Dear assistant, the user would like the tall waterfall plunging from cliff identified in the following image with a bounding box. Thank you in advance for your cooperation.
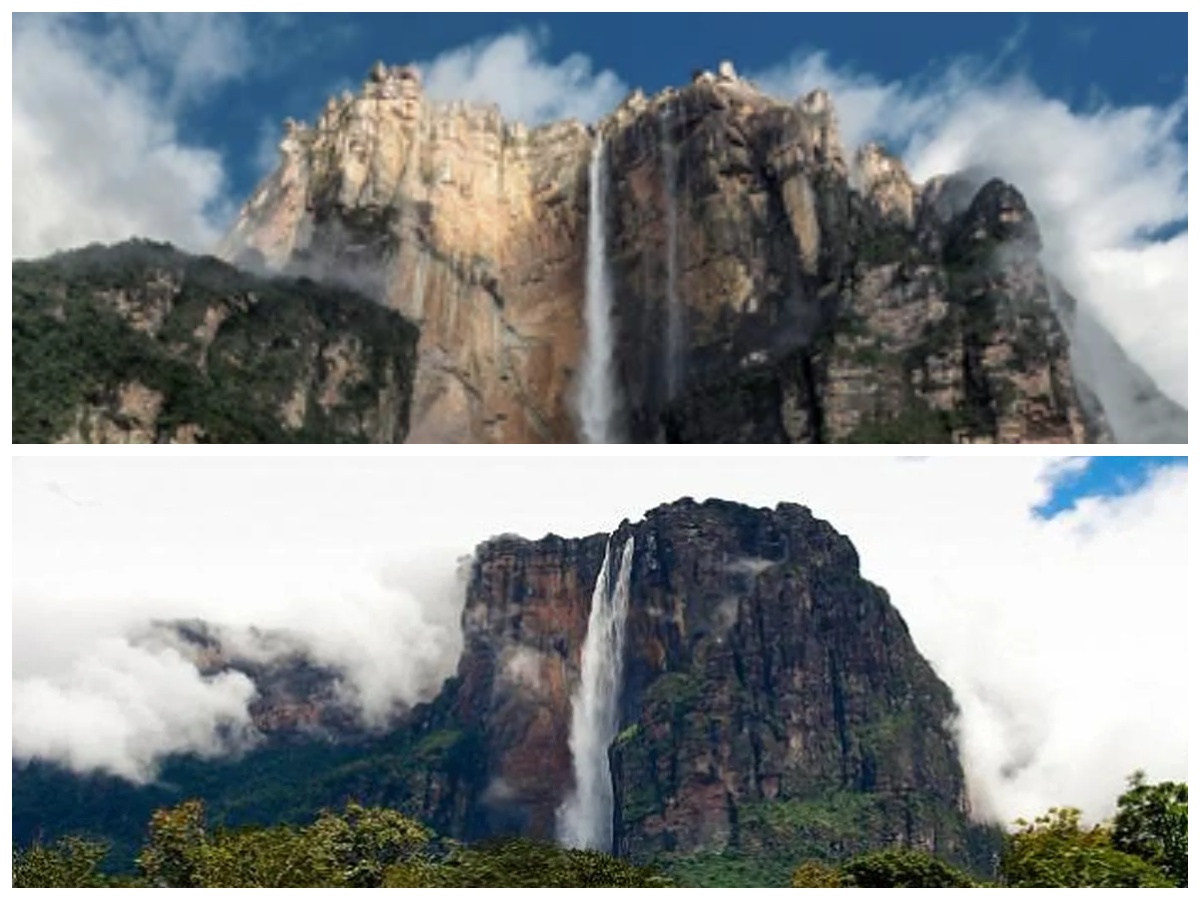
[557,536,635,851]
[579,136,619,443]
[662,102,685,401]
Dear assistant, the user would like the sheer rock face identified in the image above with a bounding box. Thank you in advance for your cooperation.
[415,498,979,874]
[222,64,1112,443]
[222,65,593,443]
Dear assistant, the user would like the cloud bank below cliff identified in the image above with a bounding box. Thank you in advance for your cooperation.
[13,457,1186,825]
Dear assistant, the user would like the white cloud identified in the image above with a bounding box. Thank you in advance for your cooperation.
[11,456,1186,828]
[420,28,627,126]
[12,13,247,259]
[12,636,259,783]
[752,53,1188,430]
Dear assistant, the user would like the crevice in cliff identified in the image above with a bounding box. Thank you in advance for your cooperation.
[828,648,851,785]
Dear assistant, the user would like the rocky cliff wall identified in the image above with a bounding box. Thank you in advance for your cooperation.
[408,498,989,881]
[218,61,1150,443]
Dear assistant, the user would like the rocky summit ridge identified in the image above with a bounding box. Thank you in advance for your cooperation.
[214,58,1183,444]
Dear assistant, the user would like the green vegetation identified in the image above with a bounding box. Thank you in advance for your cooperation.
[1113,772,1188,886]
[1000,806,1172,887]
[857,227,915,267]
[844,402,961,443]
[14,761,1185,888]
[786,775,1187,889]
[15,801,672,888]
[405,838,673,887]
[12,239,418,443]
[792,849,977,887]
[644,671,705,714]
[615,723,641,745]
[12,836,114,888]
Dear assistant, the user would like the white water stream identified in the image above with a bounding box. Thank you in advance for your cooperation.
[579,136,619,443]
[556,536,635,851]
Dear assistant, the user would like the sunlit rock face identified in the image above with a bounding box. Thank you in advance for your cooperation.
[221,60,1170,443]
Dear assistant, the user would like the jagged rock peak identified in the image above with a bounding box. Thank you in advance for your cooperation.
[855,142,917,227]
[948,178,1043,260]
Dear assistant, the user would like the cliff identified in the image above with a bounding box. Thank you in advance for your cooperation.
[401,498,994,883]
[12,240,418,443]
[218,61,1163,443]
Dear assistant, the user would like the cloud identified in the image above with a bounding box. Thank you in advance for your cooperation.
[12,13,248,259]
[12,550,469,773]
[751,52,1188,429]
[12,636,259,783]
[420,28,627,125]
[846,461,1188,826]
[11,457,1186,828]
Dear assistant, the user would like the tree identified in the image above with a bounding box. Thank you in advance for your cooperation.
[1112,771,1187,887]
[137,799,209,887]
[135,798,434,888]
[1000,807,1172,888]
[197,824,325,887]
[839,849,977,887]
[790,860,845,887]
[790,850,976,888]
[411,838,675,887]
[304,801,432,887]
[12,835,111,888]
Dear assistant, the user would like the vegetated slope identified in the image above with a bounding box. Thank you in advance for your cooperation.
[13,240,419,443]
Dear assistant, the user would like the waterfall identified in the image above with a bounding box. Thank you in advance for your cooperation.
[661,102,685,401]
[579,135,619,443]
[557,535,635,852]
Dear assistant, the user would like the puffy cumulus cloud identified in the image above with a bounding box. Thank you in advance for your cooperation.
[12,13,247,259]
[752,53,1188,433]
[420,28,627,126]
[12,457,1187,825]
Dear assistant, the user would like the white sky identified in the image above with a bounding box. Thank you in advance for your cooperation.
[11,455,1188,826]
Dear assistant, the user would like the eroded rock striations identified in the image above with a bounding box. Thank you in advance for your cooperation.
[215,61,1181,443]
[13,241,418,443]
[399,498,993,883]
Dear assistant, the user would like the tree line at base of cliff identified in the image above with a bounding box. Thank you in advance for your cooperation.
[12,773,1185,888]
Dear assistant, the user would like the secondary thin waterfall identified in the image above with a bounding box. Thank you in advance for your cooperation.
[661,102,684,401]
[579,135,619,443]
[557,535,635,851]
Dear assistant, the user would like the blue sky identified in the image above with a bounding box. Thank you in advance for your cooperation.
[194,13,1189,201]
[1036,456,1188,518]
[11,13,1190,411]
